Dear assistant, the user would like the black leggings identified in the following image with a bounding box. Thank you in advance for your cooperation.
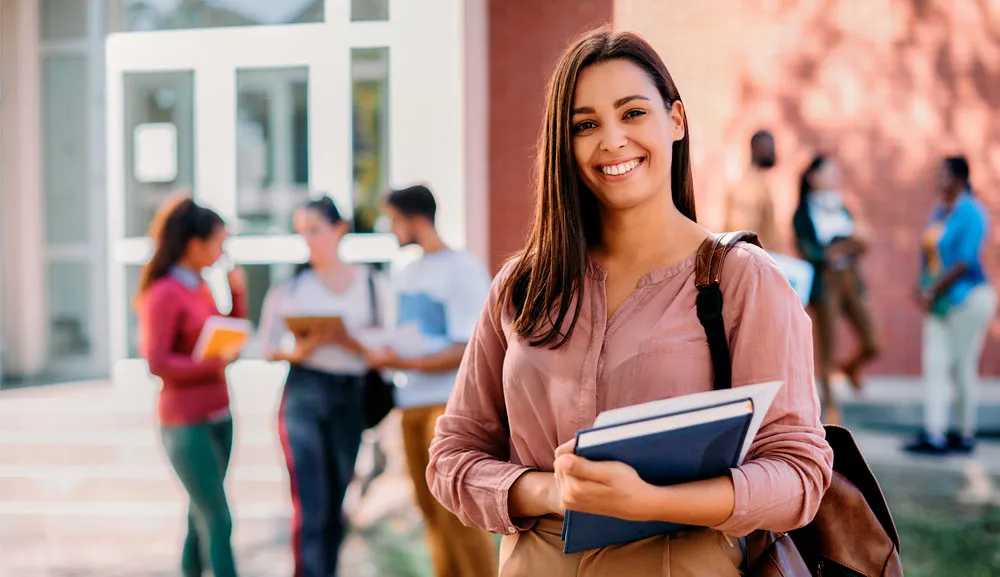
[278,366,365,577]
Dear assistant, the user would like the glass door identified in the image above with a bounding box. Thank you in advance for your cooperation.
[39,0,109,381]
[105,0,472,374]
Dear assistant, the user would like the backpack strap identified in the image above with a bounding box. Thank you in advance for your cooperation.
[694,231,762,391]
[366,267,380,327]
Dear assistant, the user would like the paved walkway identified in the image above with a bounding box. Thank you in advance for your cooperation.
[3,369,998,575]
[0,364,429,577]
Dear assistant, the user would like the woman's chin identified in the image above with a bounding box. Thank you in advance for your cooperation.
[591,185,664,213]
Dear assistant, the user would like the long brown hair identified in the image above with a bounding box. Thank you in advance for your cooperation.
[499,28,696,349]
[136,193,224,300]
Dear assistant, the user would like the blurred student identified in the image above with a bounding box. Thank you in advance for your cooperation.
[258,196,389,577]
[365,185,497,577]
[906,157,997,455]
[137,194,246,577]
[724,129,780,251]
[793,155,879,423]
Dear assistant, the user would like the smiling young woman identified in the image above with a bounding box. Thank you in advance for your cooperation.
[426,29,833,576]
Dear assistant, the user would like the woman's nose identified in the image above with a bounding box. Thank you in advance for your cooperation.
[600,124,628,151]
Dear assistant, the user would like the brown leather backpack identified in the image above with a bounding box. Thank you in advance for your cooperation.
[695,232,904,577]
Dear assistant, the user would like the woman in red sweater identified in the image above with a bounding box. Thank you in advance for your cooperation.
[137,196,247,577]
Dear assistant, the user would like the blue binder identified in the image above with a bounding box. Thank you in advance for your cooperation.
[561,399,754,554]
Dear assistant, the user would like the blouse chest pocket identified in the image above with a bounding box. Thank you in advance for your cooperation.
[631,339,714,405]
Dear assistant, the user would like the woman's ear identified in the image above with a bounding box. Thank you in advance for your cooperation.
[670,101,686,143]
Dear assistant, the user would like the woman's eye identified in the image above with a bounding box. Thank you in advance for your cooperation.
[572,120,597,134]
[624,109,646,120]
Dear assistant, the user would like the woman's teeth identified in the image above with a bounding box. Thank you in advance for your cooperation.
[601,159,641,176]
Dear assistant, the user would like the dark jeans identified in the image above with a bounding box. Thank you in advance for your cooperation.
[279,366,365,577]
[160,417,236,577]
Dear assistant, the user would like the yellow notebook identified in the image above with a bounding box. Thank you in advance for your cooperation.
[193,316,252,361]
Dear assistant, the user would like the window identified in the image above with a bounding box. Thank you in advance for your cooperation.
[244,263,296,327]
[351,48,389,233]
[125,265,141,358]
[41,0,88,40]
[42,54,90,244]
[351,0,389,22]
[123,71,195,237]
[48,262,92,356]
[236,68,310,235]
[110,0,324,33]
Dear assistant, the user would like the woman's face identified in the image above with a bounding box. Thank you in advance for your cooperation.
[294,208,346,264]
[187,225,228,269]
[937,162,958,195]
[570,58,685,213]
[809,158,841,192]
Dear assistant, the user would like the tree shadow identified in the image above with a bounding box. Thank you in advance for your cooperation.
[655,0,1000,375]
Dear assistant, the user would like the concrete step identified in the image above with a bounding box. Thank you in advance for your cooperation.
[838,377,1000,435]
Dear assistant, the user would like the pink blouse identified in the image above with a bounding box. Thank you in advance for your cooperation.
[426,243,833,538]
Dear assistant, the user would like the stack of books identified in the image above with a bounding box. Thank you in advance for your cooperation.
[561,381,782,554]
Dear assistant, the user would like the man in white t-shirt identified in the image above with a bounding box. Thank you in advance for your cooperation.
[365,184,497,577]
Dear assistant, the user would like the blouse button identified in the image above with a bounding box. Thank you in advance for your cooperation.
[507,526,517,534]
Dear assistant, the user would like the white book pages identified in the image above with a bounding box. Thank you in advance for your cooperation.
[591,380,783,465]
[578,399,754,449]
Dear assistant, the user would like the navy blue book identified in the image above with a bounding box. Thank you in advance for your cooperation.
[561,398,755,554]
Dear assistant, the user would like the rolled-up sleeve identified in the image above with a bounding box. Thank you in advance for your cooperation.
[426,271,533,534]
[712,247,834,537]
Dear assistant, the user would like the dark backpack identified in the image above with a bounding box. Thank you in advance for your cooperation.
[694,231,903,577]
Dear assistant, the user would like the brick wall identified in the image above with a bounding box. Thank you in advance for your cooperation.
[487,0,614,267]
[614,0,1000,375]
[486,0,1000,376]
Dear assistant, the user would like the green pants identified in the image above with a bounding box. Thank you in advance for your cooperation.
[160,418,237,577]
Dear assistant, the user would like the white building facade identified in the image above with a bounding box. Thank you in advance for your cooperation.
[0,0,489,387]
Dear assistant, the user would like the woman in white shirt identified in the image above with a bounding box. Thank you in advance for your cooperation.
[258,196,387,577]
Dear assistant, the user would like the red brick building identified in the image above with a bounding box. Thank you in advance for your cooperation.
[488,0,1000,376]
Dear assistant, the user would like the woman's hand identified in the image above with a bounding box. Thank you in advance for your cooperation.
[227,265,248,294]
[216,348,241,379]
[286,330,328,365]
[553,440,654,521]
[365,348,409,371]
[324,324,365,354]
[913,284,935,313]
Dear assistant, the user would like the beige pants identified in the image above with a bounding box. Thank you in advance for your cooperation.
[811,267,880,414]
[499,515,743,577]
[923,284,998,437]
[402,405,499,577]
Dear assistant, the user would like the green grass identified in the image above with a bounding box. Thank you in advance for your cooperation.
[895,504,1000,577]
[358,517,433,577]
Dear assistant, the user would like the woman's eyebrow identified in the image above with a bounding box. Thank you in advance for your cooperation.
[614,94,650,108]
[571,94,651,116]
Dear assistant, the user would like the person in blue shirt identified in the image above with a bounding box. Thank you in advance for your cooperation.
[906,156,997,454]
